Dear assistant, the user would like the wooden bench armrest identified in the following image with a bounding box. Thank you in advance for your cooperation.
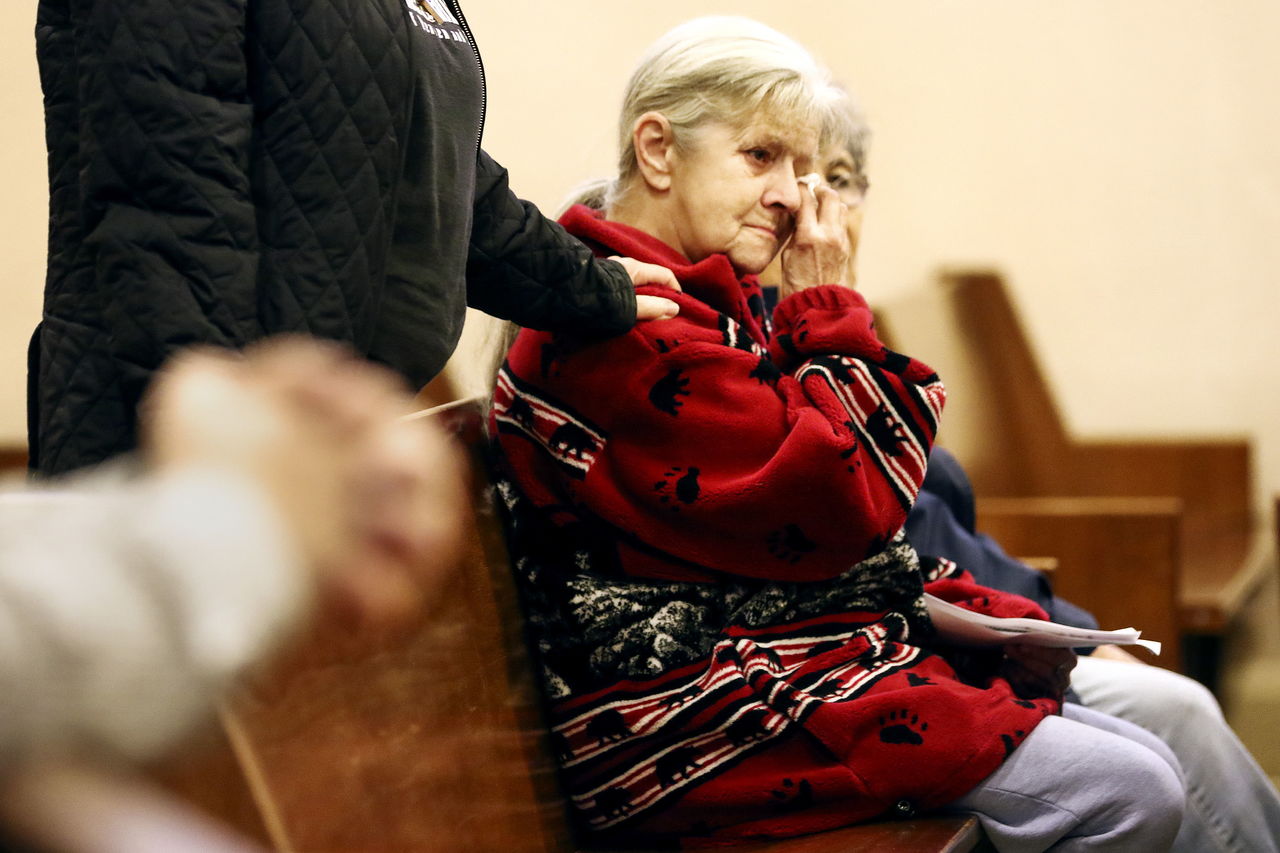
[975,497,1182,668]
[0,444,27,475]
[880,267,1263,679]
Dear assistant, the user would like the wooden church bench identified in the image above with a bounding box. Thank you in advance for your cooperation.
[977,495,1183,667]
[151,397,988,852]
[876,268,1269,686]
[0,445,27,476]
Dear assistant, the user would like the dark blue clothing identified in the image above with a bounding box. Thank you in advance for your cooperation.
[919,445,977,534]
[907,449,1098,631]
[762,283,1096,632]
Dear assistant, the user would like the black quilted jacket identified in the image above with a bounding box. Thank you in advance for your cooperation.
[31,0,635,475]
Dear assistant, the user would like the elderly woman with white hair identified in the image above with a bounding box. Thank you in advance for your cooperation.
[490,17,1190,850]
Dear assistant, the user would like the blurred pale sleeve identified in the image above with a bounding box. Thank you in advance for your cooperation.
[0,466,309,769]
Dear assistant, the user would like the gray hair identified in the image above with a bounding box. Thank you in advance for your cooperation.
[829,87,871,196]
[567,17,841,211]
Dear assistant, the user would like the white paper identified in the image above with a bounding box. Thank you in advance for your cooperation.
[924,594,1162,655]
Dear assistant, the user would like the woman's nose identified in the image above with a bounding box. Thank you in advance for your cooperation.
[764,165,803,212]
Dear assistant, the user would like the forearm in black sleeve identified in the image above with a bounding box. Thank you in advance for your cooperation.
[466,150,635,335]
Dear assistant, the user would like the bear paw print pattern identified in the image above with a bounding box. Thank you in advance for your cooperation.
[1001,729,1026,758]
[769,778,815,813]
[865,403,909,458]
[837,419,863,472]
[878,710,928,745]
[749,354,781,386]
[767,524,817,563]
[653,466,701,508]
[540,341,568,378]
[649,367,691,416]
[793,317,811,345]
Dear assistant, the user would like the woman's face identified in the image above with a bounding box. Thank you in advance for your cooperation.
[820,143,867,285]
[757,141,867,289]
[662,116,818,275]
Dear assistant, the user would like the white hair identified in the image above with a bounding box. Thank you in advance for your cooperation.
[567,16,841,211]
[829,87,872,191]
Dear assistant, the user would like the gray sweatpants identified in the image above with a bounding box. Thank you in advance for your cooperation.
[1071,655,1280,853]
[945,704,1188,852]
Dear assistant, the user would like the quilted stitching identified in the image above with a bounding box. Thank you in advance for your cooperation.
[251,0,409,339]
[467,157,635,336]
[35,0,413,474]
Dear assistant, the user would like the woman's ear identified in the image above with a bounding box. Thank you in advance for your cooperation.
[632,112,677,192]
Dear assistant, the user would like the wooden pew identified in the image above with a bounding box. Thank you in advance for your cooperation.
[876,269,1269,684]
[158,397,990,852]
[0,445,27,476]
[976,496,1182,667]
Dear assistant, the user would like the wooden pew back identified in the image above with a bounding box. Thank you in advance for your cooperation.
[876,270,1252,513]
[212,398,571,852]
[875,269,1265,678]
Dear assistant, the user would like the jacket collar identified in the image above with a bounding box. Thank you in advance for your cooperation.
[559,204,766,336]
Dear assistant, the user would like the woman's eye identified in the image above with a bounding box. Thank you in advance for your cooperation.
[746,149,771,164]
[827,172,851,189]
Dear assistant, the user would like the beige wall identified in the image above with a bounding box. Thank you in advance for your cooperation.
[1,8,44,447]
[4,2,1278,512]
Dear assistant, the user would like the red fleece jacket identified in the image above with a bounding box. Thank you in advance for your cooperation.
[490,206,1056,845]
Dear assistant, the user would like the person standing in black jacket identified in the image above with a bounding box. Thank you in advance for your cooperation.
[31,0,678,475]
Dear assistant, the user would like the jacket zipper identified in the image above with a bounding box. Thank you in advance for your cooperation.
[446,0,486,150]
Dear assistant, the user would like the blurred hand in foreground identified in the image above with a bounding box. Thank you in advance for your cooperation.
[141,336,465,627]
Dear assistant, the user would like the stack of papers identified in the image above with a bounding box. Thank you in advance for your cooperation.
[924,594,1162,655]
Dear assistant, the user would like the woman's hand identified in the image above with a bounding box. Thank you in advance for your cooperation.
[141,336,465,627]
[779,183,850,297]
[1000,644,1076,702]
[608,255,681,321]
